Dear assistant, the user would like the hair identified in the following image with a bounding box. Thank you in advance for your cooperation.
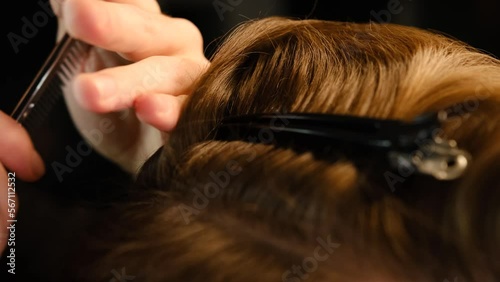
[67,17,500,281]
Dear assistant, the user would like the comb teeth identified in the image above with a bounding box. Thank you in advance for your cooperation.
[58,60,74,83]
[12,34,91,131]
[59,40,87,83]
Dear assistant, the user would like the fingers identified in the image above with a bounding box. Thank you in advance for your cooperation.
[0,112,45,182]
[52,0,162,44]
[51,0,161,17]
[51,0,210,134]
[103,0,161,13]
[0,111,42,255]
[134,94,187,131]
[62,0,204,61]
[73,55,209,113]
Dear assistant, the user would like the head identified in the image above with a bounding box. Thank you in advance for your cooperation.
[70,17,500,281]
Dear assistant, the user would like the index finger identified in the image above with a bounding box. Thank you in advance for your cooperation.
[0,111,45,182]
[62,0,205,61]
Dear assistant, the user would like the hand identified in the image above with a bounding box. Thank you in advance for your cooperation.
[0,111,45,256]
[50,0,210,173]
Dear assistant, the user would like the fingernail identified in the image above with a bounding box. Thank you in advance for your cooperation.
[31,152,46,179]
[94,74,117,102]
[75,74,116,111]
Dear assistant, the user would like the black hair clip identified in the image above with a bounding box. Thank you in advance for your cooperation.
[214,111,471,180]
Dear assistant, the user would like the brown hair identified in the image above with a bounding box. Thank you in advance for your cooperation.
[69,17,500,281]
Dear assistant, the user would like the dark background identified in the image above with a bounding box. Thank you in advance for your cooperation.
[0,0,499,281]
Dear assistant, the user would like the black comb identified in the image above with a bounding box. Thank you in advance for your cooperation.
[11,33,91,130]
